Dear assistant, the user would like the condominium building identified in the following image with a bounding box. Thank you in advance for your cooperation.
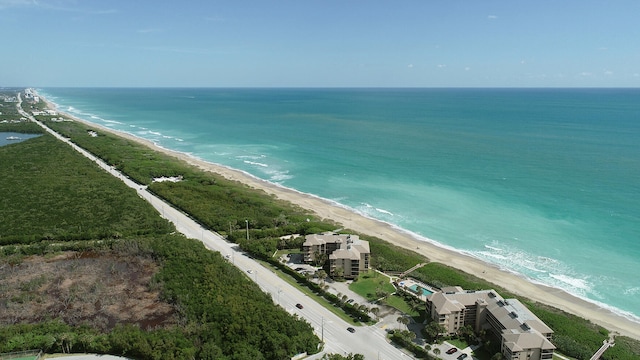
[302,232,370,279]
[426,287,555,360]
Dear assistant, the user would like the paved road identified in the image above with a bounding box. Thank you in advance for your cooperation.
[19,96,413,359]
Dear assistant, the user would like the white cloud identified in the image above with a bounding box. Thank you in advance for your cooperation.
[437,64,446,68]
[407,64,414,68]
[464,67,471,71]
[137,28,162,34]
[0,0,37,9]
[579,72,592,77]
[0,0,116,14]
[603,70,613,76]
[487,15,498,20]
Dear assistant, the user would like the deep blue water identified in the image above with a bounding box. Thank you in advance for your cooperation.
[38,87,640,322]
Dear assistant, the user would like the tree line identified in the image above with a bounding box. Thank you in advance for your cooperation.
[1,113,321,359]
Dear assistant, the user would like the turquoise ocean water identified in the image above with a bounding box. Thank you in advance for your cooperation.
[38,88,640,323]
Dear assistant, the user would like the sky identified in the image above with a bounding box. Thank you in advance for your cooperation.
[1,0,639,88]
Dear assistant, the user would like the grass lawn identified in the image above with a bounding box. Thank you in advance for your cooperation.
[553,354,577,360]
[349,270,396,301]
[275,249,302,257]
[384,294,420,317]
[447,338,470,350]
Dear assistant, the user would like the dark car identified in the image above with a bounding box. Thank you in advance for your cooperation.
[446,347,458,355]
[347,327,355,333]
[295,303,303,309]
[457,354,468,360]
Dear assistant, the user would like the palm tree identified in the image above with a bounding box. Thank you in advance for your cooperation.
[409,298,422,313]
[316,269,328,285]
[371,307,380,319]
[334,266,344,279]
[457,324,474,342]
[375,287,389,300]
[397,315,410,329]
[425,321,446,341]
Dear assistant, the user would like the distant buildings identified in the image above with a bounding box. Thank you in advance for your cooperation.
[31,109,57,116]
[426,287,555,360]
[302,232,370,279]
[23,88,39,103]
[1,95,18,103]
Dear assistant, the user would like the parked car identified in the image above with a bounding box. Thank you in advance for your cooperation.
[295,303,304,309]
[446,347,458,355]
[347,327,355,333]
[457,354,468,360]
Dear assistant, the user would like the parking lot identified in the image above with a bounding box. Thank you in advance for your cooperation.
[430,342,477,360]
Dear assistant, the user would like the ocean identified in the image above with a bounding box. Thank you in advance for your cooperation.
[38,87,640,323]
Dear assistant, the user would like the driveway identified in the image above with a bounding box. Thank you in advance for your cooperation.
[430,341,477,360]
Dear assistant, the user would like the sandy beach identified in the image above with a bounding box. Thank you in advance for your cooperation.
[41,96,640,341]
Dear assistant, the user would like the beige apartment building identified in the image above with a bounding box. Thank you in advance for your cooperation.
[302,232,370,279]
[426,287,555,360]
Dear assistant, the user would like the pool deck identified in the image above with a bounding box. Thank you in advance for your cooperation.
[397,278,436,302]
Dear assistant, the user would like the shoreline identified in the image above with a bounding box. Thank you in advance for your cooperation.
[40,94,640,340]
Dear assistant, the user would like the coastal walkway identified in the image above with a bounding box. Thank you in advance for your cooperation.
[589,338,615,360]
[399,262,428,278]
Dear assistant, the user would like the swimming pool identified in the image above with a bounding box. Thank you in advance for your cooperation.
[408,284,433,296]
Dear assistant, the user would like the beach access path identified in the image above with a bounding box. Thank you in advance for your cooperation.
[19,95,412,360]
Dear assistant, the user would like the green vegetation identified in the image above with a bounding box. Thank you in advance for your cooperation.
[367,237,424,272]
[1,236,320,359]
[45,118,335,239]
[447,338,469,350]
[321,354,364,360]
[0,95,321,359]
[389,330,429,358]
[384,294,419,317]
[2,92,639,359]
[349,271,395,301]
[0,135,173,244]
[151,234,320,359]
[0,121,43,134]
